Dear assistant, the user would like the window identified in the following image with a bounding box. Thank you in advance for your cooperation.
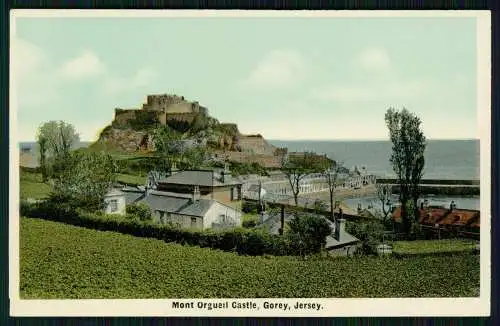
[109,199,118,212]
[231,187,241,201]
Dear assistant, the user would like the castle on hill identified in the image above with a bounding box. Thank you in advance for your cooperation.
[113,94,209,127]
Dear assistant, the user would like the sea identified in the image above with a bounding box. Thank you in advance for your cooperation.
[19,139,481,210]
[268,139,480,181]
[269,139,481,211]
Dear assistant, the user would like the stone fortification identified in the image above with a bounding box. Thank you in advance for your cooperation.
[96,93,287,167]
[142,94,208,115]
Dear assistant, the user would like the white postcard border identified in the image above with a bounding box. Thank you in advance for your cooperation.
[9,9,492,317]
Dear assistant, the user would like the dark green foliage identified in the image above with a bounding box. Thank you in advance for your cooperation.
[126,203,152,221]
[242,215,258,228]
[385,108,426,234]
[229,161,268,177]
[242,201,259,214]
[20,217,480,298]
[189,113,209,134]
[287,213,332,255]
[21,202,290,256]
[346,220,386,255]
[50,151,118,212]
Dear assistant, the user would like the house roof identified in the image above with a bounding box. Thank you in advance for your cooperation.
[392,206,480,227]
[325,233,360,249]
[105,188,124,197]
[158,170,243,187]
[138,192,214,217]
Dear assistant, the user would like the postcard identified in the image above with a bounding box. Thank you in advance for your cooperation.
[10,9,491,317]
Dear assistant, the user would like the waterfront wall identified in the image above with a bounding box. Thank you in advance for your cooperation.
[391,185,479,196]
[377,178,480,186]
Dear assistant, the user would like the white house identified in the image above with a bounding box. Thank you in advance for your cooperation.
[104,188,126,215]
[105,186,242,230]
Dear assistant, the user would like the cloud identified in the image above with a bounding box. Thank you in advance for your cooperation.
[356,47,391,71]
[310,79,430,104]
[59,50,106,80]
[241,50,305,88]
[103,67,157,94]
[11,37,59,108]
[12,37,156,140]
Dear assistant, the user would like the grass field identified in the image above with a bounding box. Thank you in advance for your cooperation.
[19,171,51,200]
[20,217,480,299]
[116,173,146,186]
[393,239,477,255]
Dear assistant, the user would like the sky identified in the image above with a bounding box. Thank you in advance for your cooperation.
[12,13,479,142]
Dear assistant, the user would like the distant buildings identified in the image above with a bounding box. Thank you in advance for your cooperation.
[242,168,377,202]
[391,203,480,231]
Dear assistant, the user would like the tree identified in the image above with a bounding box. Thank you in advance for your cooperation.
[376,184,393,221]
[50,151,118,211]
[320,160,344,221]
[281,152,325,206]
[385,108,426,235]
[36,120,80,178]
[37,132,48,182]
[152,126,182,172]
[287,213,332,256]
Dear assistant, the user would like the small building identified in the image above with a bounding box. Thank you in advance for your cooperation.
[156,168,243,211]
[104,188,127,215]
[107,186,242,230]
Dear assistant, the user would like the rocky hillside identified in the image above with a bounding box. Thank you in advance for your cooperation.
[91,94,282,167]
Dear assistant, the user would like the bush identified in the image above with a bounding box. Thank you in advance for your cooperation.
[126,203,153,221]
[242,214,259,228]
[287,213,331,256]
[346,220,386,255]
[21,202,291,257]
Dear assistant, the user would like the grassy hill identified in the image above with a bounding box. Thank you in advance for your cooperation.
[20,217,480,299]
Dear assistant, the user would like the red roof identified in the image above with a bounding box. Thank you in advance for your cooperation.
[392,206,480,228]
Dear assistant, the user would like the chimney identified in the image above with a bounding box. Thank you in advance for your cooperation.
[192,185,200,202]
[221,163,230,183]
[335,218,346,242]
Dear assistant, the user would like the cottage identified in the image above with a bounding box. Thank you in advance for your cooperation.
[108,186,242,230]
[104,188,127,215]
[156,167,243,211]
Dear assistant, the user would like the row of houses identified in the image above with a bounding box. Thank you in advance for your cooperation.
[104,167,245,229]
[392,204,480,230]
[103,166,362,255]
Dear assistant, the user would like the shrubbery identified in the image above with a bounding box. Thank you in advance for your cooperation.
[241,214,259,228]
[126,203,152,221]
[287,214,332,256]
[21,201,293,256]
[346,220,386,255]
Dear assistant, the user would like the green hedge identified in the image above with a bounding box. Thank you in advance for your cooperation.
[21,201,290,256]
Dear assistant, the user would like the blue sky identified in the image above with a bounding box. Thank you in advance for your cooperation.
[12,14,478,141]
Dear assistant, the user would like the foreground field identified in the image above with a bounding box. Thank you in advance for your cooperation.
[393,239,477,255]
[20,217,480,299]
[19,171,51,200]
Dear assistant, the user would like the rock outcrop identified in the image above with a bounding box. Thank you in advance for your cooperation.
[93,93,285,167]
